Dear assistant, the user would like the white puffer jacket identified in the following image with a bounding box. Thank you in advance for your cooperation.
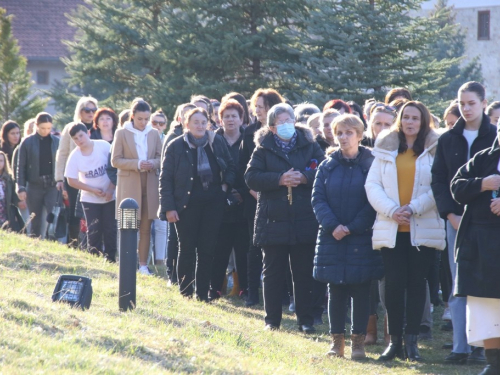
[365,129,445,250]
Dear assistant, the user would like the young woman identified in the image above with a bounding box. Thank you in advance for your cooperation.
[486,101,500,126]
[312,114,383,359]
[245,103,325,332]
[17,112,59,238]
[443,101,461,129]
[65,123,117,261]
[451,124,500,375]
[159,108,236,301]
[431,81,496,365]
[0,121,21,164]
[111,99,162,275]
[362,104,397,147]
[91,108,118,143]
[366,101,445,361]
[0,151,21,230]
[56,96,98,246]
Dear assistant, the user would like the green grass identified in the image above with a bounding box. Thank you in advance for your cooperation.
[0,231,484,374]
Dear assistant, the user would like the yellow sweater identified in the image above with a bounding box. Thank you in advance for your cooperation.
[396,149,416,232]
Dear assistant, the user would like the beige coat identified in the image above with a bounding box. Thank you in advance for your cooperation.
[365,129,446,250]
[55,122,80,181]
[111,127,162,220]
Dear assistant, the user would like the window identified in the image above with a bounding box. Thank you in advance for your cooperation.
[36,70,49,85]
[478,11,490,40]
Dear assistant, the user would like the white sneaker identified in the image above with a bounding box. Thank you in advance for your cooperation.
[138,266,153,276]
[442,307,452,321]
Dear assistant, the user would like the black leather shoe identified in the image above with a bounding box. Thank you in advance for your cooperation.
[298,324,316,334]
[444,352,468,364]
[479,349,500,375]
[264,324,279,331]
[378,335,405,361]
[468,346,486,365]
[404,334,422,362]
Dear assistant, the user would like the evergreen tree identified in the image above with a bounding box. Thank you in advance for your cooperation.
[280,0,459,112]
[0,8,47,126]
[428,0,482,110]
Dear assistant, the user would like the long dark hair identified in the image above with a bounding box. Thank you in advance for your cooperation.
[0,120,21,159]
[396,101,431,156]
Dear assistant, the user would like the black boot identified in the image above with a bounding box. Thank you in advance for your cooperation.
[479,349,500,375]
[378,335,405,361]
[245,288,259,307]
[404,334,422,361]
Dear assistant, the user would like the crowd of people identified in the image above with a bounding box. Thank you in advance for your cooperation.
[1,81,500,374]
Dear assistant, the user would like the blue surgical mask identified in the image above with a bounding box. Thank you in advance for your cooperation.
[276,122,296,140]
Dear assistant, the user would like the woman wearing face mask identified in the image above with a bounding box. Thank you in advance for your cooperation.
[366,101,445,362]
[16,112,59,238]
[431,81,496,365]
[55,96,98,247]
[111,99,162,275]
[159,108,236,301]
[245,103,325,332]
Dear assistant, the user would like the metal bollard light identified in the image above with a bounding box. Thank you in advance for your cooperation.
[118,198,139,311]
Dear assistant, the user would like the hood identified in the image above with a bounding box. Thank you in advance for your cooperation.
[373,128,441,159]
[254,124,315,148]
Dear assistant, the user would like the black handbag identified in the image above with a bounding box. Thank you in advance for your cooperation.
[8,204,26,233]
[47,191,68,240]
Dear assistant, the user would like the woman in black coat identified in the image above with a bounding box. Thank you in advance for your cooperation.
[159,107,236,302]
[312,114,383,360]
[245,103,325,332]
[451,130,500,375]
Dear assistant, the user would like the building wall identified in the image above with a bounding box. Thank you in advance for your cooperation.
[26,59,67,115]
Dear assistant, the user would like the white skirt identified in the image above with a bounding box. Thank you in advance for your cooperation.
[466,296,500,347]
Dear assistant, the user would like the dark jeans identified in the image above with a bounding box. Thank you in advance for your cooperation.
[247,219,263,293]
[211,221,249,293]
[328,281,371,334]
[26,182,58,238]
[381,232,436,335]
[261,243,315,327]
[175,191,225,301]
[82,200,117,262]
[64,179,81,247]
[167,222,178,282]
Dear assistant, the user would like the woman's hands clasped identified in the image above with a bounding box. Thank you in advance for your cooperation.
[332,225,350,241]
[391,205,413,226]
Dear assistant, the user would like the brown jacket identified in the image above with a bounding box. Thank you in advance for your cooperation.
[111,127,162,220]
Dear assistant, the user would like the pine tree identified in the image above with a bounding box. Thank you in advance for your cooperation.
[0,8,47,126]
[280,0,459,112]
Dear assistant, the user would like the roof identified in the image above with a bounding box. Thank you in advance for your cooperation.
[422,0,500,9]
[2,0,85,60]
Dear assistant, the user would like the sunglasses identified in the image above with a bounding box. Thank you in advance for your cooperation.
[82,107,97,114]
[372,104,397,115]
[152,121,166,126]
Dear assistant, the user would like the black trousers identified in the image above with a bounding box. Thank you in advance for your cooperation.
[312,280,328,319]
[175,191,225,301]
[381,232,435,335]
[328,281,371,334]
[247,219,263,294]
[82,200,117,262]
[166,222,178,282]
[64,179,81,247]
[211,220,249,293]
[261,243,315,327]
[439,244,452,304]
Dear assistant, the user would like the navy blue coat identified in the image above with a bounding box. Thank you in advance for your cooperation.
[312,146,384,285]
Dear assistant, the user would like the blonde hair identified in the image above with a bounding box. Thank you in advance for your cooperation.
[332,114,364,138]
[73,96,98,123]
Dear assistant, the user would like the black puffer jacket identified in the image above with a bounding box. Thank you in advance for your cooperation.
[159,131,236,215]
[239,121,262,220]
[245,125,325,247]
[431,114,496,219]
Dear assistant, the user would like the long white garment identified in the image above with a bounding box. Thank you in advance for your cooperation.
[466,296,500,347]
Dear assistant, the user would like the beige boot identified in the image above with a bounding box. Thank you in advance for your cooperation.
[364,315,378,345]
[351,334,367,360]
[327,334,345,358]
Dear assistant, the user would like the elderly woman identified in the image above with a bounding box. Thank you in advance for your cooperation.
[365,101,445,361]
[56,96,98,247]
[159,108,235,302]
[111,99,162,275]
[245,103,325,332]
[91,108,118,143]
[312,114,383,359]
[450,124,500,375]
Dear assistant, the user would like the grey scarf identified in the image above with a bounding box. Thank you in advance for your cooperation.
[186,132,212,190]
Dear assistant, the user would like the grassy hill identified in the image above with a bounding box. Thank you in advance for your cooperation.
[0,231,483,374]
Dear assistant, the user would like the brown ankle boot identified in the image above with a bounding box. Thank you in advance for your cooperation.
[327,334,345,358]
[364,315,378,345]
[351,334,367,360]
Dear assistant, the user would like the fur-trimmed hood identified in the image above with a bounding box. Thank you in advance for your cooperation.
[372,128,442,160]
[254,124,315,148]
